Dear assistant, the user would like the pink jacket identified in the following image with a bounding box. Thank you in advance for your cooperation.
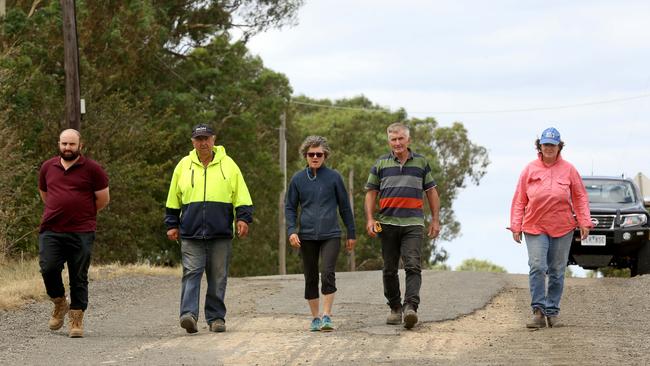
[510,154,592,237]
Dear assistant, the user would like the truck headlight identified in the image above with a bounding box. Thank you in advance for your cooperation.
[620,214,648,228]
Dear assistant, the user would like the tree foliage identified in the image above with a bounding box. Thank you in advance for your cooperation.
[287,96,489,271]
[0,0,298,277]
[0,1,489,276]
[455,258,507,273]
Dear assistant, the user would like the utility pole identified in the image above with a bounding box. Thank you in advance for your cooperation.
[61,0,81,130]
[278,111,287,275]
[348,168,356,271]
[1,0,6,17]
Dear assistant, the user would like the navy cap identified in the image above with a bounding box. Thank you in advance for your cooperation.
[540,127,561,145]
[191,124,214,138]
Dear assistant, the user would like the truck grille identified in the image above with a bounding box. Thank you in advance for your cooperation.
[591,215,614,229]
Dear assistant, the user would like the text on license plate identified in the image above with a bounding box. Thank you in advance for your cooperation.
[581,235,606,246]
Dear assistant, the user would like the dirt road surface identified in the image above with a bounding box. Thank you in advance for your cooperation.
[1,270,649,365]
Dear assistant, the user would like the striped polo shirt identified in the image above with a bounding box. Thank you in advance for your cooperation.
[365,149,437,226]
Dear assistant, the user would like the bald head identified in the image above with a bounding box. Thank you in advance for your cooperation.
[59,129,83,162]
[59,129,81,143]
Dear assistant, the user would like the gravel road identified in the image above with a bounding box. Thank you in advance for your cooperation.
[1,270,649,365]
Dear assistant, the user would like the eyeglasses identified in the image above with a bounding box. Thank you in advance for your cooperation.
[306,152,324,158]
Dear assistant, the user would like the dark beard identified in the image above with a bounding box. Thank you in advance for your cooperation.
[60,150,80,161]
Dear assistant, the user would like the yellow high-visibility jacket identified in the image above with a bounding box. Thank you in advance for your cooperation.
[165,145,253,239]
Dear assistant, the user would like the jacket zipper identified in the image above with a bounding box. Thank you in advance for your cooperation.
[202,164,207,239]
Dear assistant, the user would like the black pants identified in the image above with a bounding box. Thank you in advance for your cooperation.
[380,225,423,310]
[39,231,95,311]
[300,238,340,300]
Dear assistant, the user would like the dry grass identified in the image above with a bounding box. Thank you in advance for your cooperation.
[0,259,180,310]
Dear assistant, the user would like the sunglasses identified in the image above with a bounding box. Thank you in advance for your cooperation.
[306,152,324,158]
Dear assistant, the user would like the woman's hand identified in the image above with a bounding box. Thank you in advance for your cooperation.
[346,239,356,252]
[289,233,301,248]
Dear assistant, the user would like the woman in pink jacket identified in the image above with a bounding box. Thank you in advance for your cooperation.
[510,127,592,328]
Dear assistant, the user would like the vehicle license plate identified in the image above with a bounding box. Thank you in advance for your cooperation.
[581,235,606,246]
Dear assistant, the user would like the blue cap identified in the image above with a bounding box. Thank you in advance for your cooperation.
[540,127,561,145]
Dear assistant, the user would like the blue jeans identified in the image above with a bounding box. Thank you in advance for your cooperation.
[524,231,573,316]
[180,238,231,325]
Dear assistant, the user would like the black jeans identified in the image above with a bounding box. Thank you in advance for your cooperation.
[300,238,340,300]
[380,225,423,310]
[39,231,95,311]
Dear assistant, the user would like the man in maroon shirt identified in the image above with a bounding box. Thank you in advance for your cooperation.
[38,129,110,338]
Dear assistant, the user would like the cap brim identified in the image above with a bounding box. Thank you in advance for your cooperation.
[539,138,559,145]
[192,132,214,138]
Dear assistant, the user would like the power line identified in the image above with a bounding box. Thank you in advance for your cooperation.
[292,93,650,115]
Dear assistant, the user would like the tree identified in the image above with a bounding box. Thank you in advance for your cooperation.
[455,258,507,273]
[0,0,301,275]
[288,96,489,271]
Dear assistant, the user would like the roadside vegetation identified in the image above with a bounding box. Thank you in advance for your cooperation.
[0,1,489,276]
[455,259,508,273]
[0,259,179,310]
[587,268,631,278]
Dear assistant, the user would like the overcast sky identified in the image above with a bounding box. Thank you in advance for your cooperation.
[247,0,650,275]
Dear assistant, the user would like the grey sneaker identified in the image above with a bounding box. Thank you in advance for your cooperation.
[180,313,198,334]
[547,315,562,328]
[386,306,402,325]
[403,304,418,329]
[210,318,226,332]
[526,309,547,329]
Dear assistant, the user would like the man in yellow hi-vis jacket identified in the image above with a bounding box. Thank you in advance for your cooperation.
[165,123,253,334]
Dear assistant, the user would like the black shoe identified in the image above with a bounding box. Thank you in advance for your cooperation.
[403,304,418,329]
[180,313,198,334]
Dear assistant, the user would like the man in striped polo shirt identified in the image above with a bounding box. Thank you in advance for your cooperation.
[364,122,440,329]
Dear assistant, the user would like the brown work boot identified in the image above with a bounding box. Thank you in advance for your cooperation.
[68,309,84,338]
[526,308,547,329]
[403,304,418,330]
[547,315,562,328]
[386,305,402,325]
[48,297,69,330]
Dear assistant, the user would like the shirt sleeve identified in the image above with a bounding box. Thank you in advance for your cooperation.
[423,160,437,191]
[38,162,48,192]
[509,166,530,233]
[231,161,253,224]
[284,175,300,236]
[334,172,356,240]
[91,162,109,191]
[365,162,380,191]
[164,162,183,229]
[569,167,593,228]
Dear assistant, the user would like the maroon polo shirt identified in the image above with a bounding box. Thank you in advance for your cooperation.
[38,155,109,233]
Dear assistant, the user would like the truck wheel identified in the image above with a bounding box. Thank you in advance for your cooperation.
[637,241,650,276]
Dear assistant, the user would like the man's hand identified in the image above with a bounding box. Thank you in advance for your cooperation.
[167,228,179,241]
[366,219,377,238]
[427,220,440,238]
[512,231,522,244]
[289,233,301,248]
[237,221,249,238]
[579,226,590,240]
